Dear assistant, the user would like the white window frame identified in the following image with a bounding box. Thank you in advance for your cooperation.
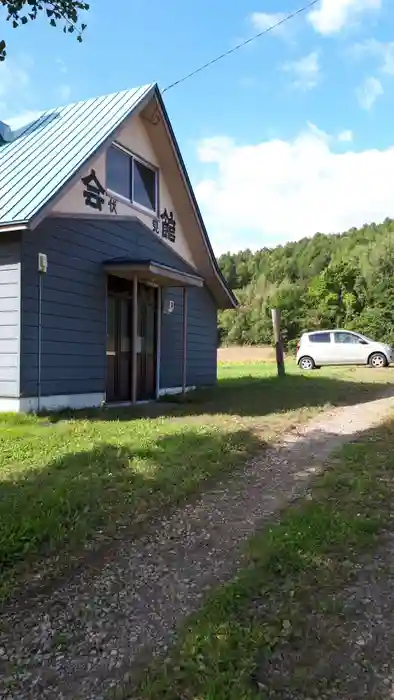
[106,142,159,216]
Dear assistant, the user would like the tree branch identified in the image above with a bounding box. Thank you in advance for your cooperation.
[0,0,89,61]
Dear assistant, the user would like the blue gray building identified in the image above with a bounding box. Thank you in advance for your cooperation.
[0,84,236,412]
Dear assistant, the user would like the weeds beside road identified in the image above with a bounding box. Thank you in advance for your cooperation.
[138,412,394,700]
[0,362,392,601]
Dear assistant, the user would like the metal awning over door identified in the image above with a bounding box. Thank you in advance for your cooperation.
[104,259,204,288]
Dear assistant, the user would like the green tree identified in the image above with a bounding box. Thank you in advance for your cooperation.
[305,262,363,329]
[0,0,89,61]
[218,217,394,349]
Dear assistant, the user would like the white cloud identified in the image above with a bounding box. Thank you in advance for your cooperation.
[308,0,381,35]
[354,39,394,75]
[195,125,394,253]
[4,110,43,130]
[306,124,353,144]
[381,44,394,76]
[338,129,353,142]
[0,57,29,102]
[198,136,235,163]
[58,84,71,102]
[249,11,287,34]
[356,76,383,109]
[55,58,68,74]
[352,40,394,111]
[283,51,321,91]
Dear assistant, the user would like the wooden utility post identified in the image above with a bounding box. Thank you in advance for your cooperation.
[271,308,285,377]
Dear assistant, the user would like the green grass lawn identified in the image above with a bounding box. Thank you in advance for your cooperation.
[137,412,394,700]
[0,361,392,600]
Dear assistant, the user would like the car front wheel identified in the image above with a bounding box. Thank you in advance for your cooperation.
[368,352,388,368]
[299,356,315,371]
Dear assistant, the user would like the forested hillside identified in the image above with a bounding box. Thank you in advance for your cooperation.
[218,217,394,349]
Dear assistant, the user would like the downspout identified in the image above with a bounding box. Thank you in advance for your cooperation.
[37,253,48,412]
[181,287,188,395]
[131,276,138,403]
[155,286,162,399]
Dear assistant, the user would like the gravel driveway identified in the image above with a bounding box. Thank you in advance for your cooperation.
[1,392,394,700]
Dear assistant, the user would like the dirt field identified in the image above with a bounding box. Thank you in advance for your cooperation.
[218,345,277,363]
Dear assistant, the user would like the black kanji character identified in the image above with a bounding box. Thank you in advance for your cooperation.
[160,208,176,242]
[152,219,159,235]
[108,197,117,214]
[81,169,105,211]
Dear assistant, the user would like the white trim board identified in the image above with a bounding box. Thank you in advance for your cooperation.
[0,393,105,413]
[158,386,196,397]
[0,388,196,413]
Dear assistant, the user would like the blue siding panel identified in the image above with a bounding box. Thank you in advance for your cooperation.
[0,235,21,397]
[160,288,184,389]
[160,286,217,389]
[20,217,218,398]
[187,286,217,386]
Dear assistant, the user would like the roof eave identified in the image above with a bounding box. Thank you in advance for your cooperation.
[154,87,237,310]
[0,220,30,232]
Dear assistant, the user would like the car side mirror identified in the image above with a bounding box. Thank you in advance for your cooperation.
[359,340,368,345]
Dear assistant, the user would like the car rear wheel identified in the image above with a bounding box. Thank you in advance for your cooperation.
[368,352,387,368]
[299,356,315,371]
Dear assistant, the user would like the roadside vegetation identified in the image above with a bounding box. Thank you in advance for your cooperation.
[0,362,391,601]
[137,413,394,700]
[218,217,394,349]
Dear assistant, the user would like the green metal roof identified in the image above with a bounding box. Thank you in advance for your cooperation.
[0,84,154,225]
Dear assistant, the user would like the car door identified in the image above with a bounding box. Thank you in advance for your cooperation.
[332,331,368,364]
[307,332,332,364]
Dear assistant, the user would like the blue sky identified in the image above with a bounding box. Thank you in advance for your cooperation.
[1,0,394,253]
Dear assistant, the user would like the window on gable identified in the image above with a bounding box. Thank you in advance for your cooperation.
[106,144,158,214]
[107,146,131,201]
[133,159,156,211]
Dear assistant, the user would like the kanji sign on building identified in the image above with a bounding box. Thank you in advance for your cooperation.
[81,169,105,211]
[108,197,117,214]
[160,209,176,242]
[152,209,177,243]
[81,170,118,214]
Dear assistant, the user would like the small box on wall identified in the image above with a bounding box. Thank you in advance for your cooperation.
[163,299,175,315]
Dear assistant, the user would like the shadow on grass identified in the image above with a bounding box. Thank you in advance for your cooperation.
[0,427,263,599]
[136,417,394,700]
[2,408,394,697]
[44,372,394,424]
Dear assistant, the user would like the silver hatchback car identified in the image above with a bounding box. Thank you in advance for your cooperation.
[296,329,393,370]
